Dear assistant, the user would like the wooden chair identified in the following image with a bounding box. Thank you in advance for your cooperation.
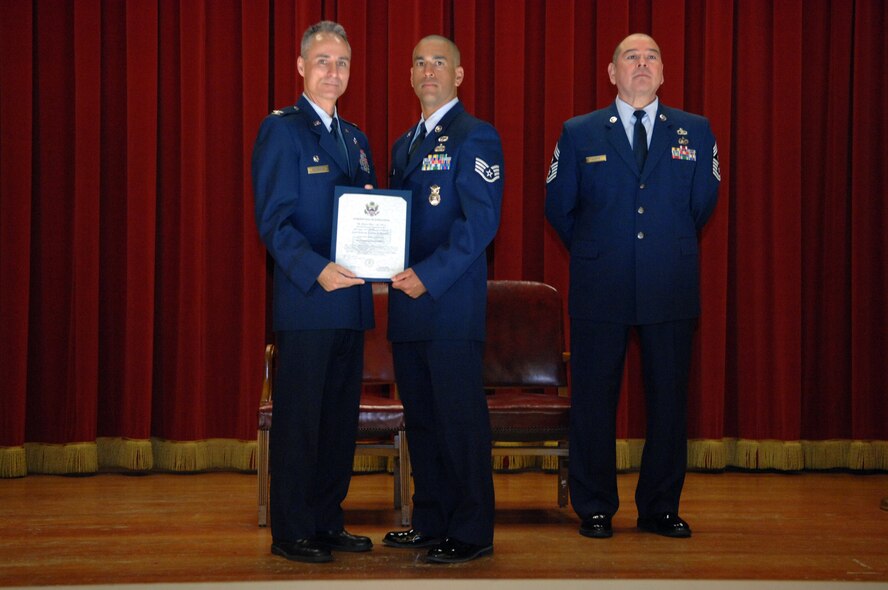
[257,280,571,526]
[484,280,571,507]
[257,284,410,527]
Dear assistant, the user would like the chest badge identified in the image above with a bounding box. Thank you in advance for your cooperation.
[359,149,371,173]
[428,184,441,206]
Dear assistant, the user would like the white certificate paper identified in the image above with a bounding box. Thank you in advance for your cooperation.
[332,187,411,281]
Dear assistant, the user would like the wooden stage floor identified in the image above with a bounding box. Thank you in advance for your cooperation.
[1,469,887,587]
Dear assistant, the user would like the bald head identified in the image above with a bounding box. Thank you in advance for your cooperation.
[414,35,461,67]
[612,33,660,64]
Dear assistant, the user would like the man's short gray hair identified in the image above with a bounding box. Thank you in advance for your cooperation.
[301,21,350,57]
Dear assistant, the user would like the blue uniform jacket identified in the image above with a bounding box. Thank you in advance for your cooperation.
[388,102,504,342]
[545,102,720,325]
[252,95,378,331]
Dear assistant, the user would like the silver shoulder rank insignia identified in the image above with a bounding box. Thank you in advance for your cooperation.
[712,142,721,181]
[659,114,667,121]
[428,184,441,206]
[609,116,618,124]
[352,137,358,145]
[474,157,501,183]
[677,128,688,135]
[272,109,284,116]
[546,143,560,184]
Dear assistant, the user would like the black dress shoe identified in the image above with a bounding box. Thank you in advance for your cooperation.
[637,513,692,538]
[271,540,333,563]
[312,529,373,552]
[426,537,493,564]
[579,513,613,538]
[383,528,441,549]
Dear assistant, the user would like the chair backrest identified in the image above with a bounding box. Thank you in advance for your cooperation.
[363,283,395,384]
[483,280,567,388]
[363,280,566,388]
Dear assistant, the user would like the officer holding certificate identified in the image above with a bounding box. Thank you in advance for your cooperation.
[251,21,377,563]
[382,35,504,564]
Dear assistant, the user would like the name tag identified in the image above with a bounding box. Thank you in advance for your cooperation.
[307,165,329,174]
[585,155,607,163]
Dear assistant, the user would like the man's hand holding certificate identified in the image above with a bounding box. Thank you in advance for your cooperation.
[331,186,412,281]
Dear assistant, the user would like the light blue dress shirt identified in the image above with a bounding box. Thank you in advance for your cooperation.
[303,93,340,133]
[414,97,460,138]
[615,96,658,149]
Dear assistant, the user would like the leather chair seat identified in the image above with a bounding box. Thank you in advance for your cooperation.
[487,390,570,441]
[258,393,405,437]
[358,394,407,436]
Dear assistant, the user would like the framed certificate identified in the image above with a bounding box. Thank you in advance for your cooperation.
[331,186,412,281]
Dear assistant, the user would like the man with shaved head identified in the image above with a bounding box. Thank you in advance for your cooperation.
[546,33,720,540]
[382,35,503,564]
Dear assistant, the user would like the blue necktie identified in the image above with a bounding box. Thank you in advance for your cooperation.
[633,110,648,171]
[408,122,426,159]
[331,117,349,170]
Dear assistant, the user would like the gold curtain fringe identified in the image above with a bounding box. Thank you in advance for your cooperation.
[151,439,209,471]
[4,438,888,477]
[541,456,559,471]
[353,456,387,473]
[96,438,154,471]
[150,438,257,472]
[803,439,852,469]
[492,455,543,471]
[206,438,257,471]
[617,439,647,471]
[688,439,728,470]
[0,446,27,477]
[493,439,888,473]
[492,442,545,471]
[848,440,888,470]
[23,442,98,474]
[687,439,888,471]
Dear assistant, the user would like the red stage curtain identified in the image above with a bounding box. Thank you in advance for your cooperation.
[1,0,886,477]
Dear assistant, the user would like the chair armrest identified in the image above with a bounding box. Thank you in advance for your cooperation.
[261,344,275,403]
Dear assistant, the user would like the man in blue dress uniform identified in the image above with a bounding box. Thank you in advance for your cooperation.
[251,21,377,563]
[545,33,720,540]
[381,35,504,563]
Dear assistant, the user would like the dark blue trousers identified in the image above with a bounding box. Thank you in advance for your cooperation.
[392,340,495,545]
[269,329,363,542]
[568,319,695,520]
